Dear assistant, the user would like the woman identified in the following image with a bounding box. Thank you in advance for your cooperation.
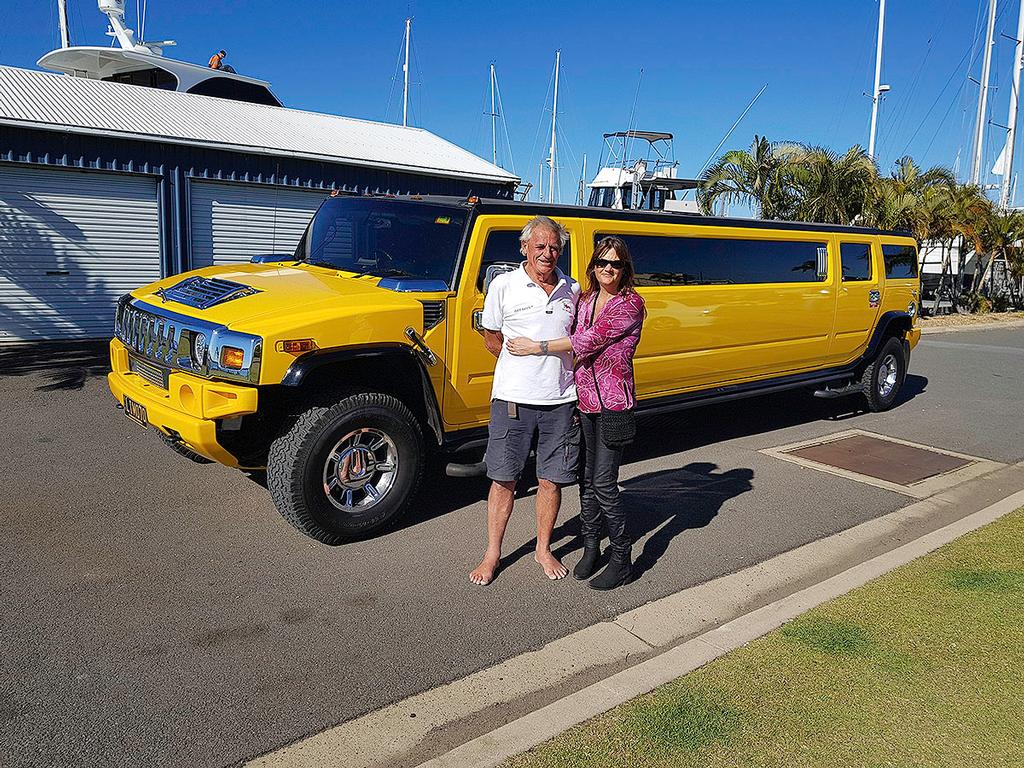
[506,236,645,590]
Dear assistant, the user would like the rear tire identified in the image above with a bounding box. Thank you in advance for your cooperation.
[267,391,425,544]
[860,336,906,412]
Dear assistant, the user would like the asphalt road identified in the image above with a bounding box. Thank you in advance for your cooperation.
[1,327,1021,768]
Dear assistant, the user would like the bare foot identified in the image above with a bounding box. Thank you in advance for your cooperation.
[534,550,568,580]
[470,554,500,586]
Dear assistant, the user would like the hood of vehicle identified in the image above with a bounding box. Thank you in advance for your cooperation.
[131,263,423,327]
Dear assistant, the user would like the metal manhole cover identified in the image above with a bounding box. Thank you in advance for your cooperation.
[784,434,971,485]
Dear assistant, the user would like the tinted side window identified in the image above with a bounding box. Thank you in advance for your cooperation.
[882,244,918,279]
[477,230,570,289]
[840,242,872,281]
[596,233,827,286]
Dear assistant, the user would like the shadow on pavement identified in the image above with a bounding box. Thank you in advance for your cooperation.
[624,462,754,578]
[0,340,109,391]
[392,378,927,554]
[490,461,753,576]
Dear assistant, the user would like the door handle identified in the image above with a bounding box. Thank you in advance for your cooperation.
[472,310,484,331]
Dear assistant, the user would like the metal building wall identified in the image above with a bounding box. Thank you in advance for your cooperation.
[0,164,161,344]
[188,181,327,268]
[0,125,517,342]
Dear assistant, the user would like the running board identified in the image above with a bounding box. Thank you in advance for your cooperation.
[813,381,860,399]
[446,460,487,478]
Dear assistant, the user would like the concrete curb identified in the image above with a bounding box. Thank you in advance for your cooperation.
[246,462,1024,768]
[919,317,1024,334]
[419,485,1024,768]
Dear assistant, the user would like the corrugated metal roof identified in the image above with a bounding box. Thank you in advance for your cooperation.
[0,66,519,184]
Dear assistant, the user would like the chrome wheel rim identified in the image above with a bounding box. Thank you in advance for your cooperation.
[878,354,899,399]
[322,428,398,514]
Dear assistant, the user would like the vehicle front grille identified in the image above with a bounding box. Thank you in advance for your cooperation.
[158,276,261,309]
[129,355,169,389]
[118,302,191,366]
[421,300,445,330]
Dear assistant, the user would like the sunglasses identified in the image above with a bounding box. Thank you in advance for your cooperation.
[593,258,625,270]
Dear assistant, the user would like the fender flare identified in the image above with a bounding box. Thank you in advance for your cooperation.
[281,344,444,445]
[861,311,913,369]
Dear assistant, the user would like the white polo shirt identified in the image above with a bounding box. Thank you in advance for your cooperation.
[482,263,580,405]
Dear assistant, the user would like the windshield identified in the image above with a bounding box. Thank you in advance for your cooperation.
[296,197,469,287]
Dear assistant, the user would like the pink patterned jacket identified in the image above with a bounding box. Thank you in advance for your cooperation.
[570,291,646,414]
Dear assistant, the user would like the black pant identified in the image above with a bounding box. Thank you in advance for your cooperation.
[579,412,630,557]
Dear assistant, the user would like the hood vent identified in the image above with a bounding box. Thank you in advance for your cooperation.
[158,276,261,310]
[421,300,445,330]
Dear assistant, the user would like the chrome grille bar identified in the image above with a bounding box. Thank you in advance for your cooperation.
[113,297,262,385]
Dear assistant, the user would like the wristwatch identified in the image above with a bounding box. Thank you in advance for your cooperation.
[539,340,549,355]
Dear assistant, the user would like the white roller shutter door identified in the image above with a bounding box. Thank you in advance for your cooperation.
[0,165,161,344]
[189,181,327,268]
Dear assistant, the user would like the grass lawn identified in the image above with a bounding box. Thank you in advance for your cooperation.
[506,508,1024,768]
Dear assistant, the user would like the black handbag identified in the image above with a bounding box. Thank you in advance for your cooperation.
[585,297,638,450]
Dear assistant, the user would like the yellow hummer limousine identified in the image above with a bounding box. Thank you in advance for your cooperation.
[109,196,921,543]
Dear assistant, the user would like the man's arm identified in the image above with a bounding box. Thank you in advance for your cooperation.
[483,329,504,359]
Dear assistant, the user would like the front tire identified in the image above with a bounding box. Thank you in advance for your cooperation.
[860,336,907,412]
[267,392,425,544]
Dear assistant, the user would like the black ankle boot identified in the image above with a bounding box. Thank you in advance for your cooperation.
[573,544,601,580]
[589,554,631,590]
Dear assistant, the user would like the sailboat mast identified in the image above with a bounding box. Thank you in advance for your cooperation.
[1001,0,1024,209]
[402,17,412,127]
[972,0,998,185]
[867,0,886,160]
[490,63,498,166]
[57,0,71,48]
[547,50,560,204]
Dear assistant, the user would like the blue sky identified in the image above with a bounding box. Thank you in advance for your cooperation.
[5,1,1022,204]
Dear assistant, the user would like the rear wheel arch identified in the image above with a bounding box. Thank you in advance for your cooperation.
[859,311,912,373]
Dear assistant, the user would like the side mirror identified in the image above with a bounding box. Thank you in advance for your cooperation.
[483,263,517,293]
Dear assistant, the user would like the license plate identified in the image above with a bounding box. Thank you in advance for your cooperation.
[124,396,148,428]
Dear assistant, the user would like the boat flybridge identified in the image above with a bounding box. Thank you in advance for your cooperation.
[38,0,282,106]
[587,131,702,213]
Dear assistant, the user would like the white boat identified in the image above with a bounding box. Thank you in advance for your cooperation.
[38,0,282,106]
[586,131,701,213]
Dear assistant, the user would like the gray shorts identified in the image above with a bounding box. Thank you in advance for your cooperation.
[485,399,581,485]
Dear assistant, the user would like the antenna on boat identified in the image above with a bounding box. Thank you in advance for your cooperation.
[971,0,998,185]
[489,63,498,165]
[97,0,175,54]
[577,153,587,205]
[486,63,517,173]
[696,83,768,178]
[57,0,71,48]
[402,17,412,127]
[867,0,888,160]
[546,49,561,203]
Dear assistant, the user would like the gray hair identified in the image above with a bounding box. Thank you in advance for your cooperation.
[519,216,569,250]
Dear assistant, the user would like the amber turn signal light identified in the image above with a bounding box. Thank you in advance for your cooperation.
[220,346,245,369]
[276,339,317,355]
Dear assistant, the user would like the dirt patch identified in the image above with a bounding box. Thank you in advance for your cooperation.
[919,311,1024,329]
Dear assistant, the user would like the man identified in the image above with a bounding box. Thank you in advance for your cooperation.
[208,50,226,70]
[469,216,581,586]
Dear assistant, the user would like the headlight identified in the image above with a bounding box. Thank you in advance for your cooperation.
[191,332,208,366]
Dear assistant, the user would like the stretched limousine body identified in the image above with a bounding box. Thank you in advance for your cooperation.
[108,196,921,542]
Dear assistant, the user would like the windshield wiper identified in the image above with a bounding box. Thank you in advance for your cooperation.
[371,268,418,278]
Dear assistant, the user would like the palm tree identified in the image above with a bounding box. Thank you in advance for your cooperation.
[786,145,879,225]
[697,136,799,219]
[976,207,1024,295]
[869,157,956,238]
